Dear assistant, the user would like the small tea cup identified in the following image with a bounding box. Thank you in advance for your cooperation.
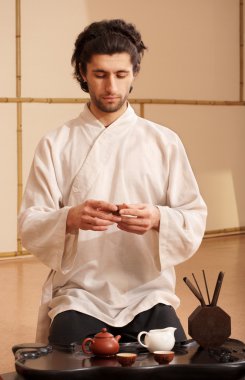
[116,353,137,367]
[153,350,175,365]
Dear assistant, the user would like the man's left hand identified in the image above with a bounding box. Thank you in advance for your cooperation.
[117,203,160,235]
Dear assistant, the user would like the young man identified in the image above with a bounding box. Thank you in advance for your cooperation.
[18,19,207,346]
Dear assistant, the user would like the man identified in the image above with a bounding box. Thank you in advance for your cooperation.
[18,19,207,346]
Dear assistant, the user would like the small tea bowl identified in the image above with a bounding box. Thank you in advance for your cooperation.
[116,353,137,367]
[153,350,174,365]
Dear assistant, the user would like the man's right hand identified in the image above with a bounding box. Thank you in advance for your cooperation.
[66,199,121,233]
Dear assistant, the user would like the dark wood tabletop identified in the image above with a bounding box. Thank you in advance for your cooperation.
[0,374,24,380]
[3,339,245,380]
[1,369,245,380]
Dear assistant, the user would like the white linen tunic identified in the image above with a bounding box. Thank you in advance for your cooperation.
[18,104,207,343]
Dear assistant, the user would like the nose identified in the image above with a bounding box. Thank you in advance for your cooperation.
[105,75,117,93]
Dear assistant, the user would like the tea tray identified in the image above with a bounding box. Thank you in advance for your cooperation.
[12,338,245,380]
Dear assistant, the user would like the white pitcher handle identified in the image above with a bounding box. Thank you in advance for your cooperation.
[137,331,148,348]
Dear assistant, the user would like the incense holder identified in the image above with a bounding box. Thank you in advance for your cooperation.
[188,305,231,349]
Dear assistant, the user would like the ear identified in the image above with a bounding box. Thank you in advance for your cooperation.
[133,63,140,78]
[79,63,87,81]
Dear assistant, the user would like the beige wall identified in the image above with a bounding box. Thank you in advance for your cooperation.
[0,0,244,254]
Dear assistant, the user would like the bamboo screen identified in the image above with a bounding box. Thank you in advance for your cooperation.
[0,0,244,257]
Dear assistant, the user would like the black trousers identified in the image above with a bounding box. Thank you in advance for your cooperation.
[48,304,187,346]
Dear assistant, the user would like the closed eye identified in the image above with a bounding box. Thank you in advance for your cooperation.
[94,72,106,78]
[92,70,130,79]
[116,71,129,78]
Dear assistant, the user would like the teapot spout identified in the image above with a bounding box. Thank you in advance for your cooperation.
[115,335,121,342]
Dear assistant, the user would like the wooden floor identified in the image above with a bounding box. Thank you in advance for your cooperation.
[0,234,244,374]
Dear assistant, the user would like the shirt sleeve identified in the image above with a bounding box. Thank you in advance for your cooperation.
[157,134,207,270]
[18,136,78,273]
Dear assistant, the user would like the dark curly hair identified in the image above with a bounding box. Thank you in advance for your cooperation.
[71,19,147,92]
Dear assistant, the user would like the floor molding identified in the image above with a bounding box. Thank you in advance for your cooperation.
[1,227,245,258]
[204,226,245,238]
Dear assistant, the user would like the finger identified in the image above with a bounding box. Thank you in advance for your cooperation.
[120,215,149,225]
[118,222,146,230]
[117,224,146,234]
[98,211,122,223]
[88,208,121,223]
[119,208,148,218]
[82,223,109,231]
[120,218,139,227]
[82,215,115,226]
[93,200,118,213]
[121,203,146,210]
[119,209,140,217]
[118,217,150,230]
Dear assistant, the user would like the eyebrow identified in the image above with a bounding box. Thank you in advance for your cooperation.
[92,69,130,74]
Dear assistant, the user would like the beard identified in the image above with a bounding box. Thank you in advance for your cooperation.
[89,92,130,113]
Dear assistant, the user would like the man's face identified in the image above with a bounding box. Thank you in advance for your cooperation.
[82,53,135,114]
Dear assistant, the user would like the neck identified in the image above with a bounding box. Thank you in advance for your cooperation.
[88,102,127,127]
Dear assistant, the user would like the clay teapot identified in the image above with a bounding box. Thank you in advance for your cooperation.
[82,328,121,356]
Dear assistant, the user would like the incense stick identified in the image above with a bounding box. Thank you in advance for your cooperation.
[202,269,211,305]
[192,273,206,306]
[211,271,225,306]
[183,277,205,307]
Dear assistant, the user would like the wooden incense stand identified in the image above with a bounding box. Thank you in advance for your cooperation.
[184,271,231,349]
[188,305,231,349]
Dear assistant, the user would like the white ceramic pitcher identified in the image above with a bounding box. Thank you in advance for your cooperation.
[137,327,176,353]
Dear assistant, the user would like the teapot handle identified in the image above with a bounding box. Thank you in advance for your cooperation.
[81,337,93,354]
[137,331,148,348]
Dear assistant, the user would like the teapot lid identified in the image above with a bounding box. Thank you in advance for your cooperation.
[94,328,114,338]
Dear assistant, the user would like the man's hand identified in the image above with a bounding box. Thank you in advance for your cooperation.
[117,203,160,235]
[66,200,121,233]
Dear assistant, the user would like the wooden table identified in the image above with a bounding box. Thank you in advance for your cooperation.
[0,374,24,380]
[3,339,245,380]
